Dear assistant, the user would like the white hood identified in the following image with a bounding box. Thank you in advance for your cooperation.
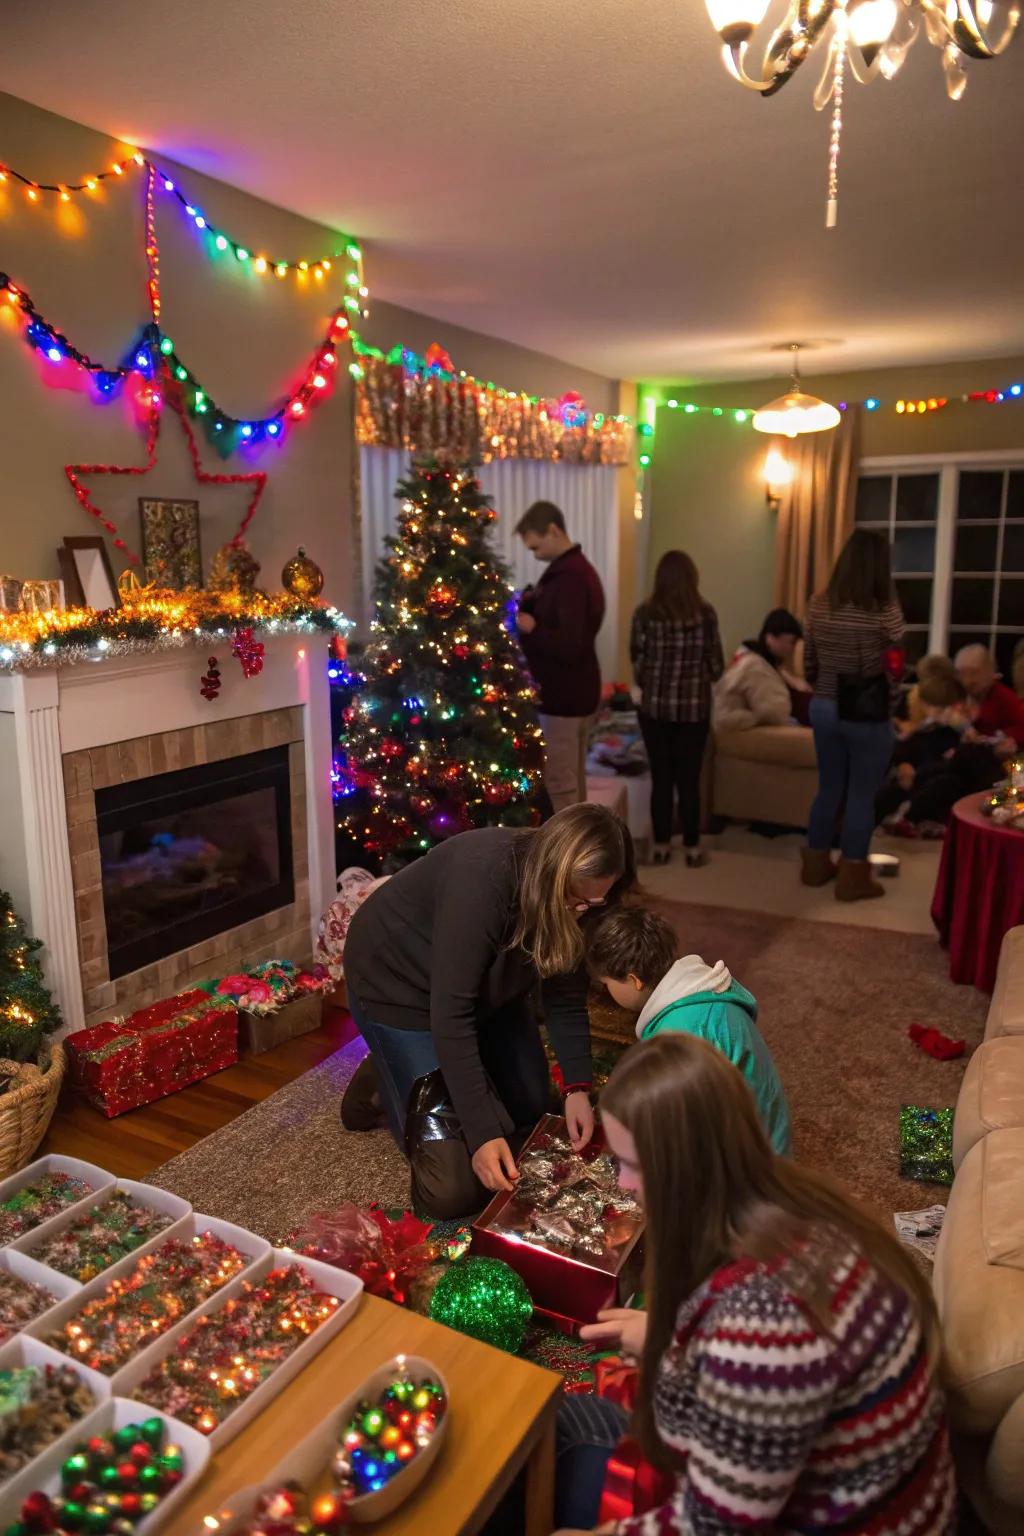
[636,955,732,1039]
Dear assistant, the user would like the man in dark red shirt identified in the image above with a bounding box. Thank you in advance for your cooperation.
[957,644,1024,757]
[514,501,605,811]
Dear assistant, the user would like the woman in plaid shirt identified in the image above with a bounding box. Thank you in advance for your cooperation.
[630,552,724,867]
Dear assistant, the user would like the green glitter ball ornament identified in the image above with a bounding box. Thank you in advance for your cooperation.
[429,1257,533,1353]
[140,1418,163,1448]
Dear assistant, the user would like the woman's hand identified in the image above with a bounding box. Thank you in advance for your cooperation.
[579,1307,648,1359]
[516,610,537,635]
[565,1090,595,1151]
[471,1137,520,1193]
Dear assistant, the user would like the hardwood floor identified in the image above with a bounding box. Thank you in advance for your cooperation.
[39,1008,358,1181]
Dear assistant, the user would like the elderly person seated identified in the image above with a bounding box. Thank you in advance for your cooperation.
[713,608,811,731]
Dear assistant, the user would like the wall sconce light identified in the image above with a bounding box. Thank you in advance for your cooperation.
[763,446,794,510]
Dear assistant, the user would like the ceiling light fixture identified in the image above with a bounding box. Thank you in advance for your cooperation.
[704,0,1019,225]
[752,344,841,436]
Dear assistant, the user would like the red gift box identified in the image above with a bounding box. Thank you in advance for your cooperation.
[471,1114,644,1333]
[65,990,238,1117]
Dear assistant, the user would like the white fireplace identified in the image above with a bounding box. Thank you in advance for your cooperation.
[0,637,337,1035]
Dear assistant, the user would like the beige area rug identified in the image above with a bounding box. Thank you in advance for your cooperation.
[147,903,987,1234]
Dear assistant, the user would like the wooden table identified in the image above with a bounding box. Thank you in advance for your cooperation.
[174,1293,561,1536]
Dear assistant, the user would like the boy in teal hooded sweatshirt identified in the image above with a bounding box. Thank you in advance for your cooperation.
[588,907,792,1155]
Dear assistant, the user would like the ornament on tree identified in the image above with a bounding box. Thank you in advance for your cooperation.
[282,545,324,599]
[199,656,221,701]
[426,583,457,617]
[232,627,265,679]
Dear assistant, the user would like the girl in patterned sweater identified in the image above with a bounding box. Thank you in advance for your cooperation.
[554,1034,955,1535]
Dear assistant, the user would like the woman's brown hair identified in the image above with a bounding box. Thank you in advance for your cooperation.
[601,1034,941,1468]
[641,550,704,625]
[825,528,895,612]
[511,804,635,978]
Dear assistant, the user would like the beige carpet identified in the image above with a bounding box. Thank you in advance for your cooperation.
[147,901,987,1234]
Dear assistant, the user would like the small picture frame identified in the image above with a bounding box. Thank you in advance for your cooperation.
[139,497,202,589]
[59,537,119,611]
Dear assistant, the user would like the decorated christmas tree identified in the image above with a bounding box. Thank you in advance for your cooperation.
[0,893,61,1061]
[336,458,543,865]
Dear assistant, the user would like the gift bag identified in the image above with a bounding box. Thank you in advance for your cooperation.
[315,867,390,982]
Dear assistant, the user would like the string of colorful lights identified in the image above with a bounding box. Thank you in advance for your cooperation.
[635,384,1024,466]
[0,145,367,295]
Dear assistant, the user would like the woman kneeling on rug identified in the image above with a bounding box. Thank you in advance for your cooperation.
[553,1034,954,1535]
[342,804,635,1220]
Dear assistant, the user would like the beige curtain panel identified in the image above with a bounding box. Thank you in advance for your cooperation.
[774,405,861,617]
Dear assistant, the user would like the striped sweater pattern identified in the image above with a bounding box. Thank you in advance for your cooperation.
[618,1248,955,1535]
[803,597,905,703]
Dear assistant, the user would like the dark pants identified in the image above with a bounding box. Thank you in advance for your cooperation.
[347,990,551,1221]
[639,715,709,847]
[808,697,893,861]
[484,1394,628,1536]
[883,741,1004,827]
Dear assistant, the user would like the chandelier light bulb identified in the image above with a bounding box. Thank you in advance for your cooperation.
[705,0,772,42]
[848,0,899,52]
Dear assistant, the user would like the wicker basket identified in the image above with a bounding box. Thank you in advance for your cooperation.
[0,1043,66,1178]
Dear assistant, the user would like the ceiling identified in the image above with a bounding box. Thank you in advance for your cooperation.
[3,1,1023,384]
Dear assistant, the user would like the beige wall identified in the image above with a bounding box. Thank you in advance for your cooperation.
[642,355,1024,654]
[0,92,617,620]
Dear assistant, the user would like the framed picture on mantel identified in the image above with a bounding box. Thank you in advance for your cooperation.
[59,536,119,611]
[139,497,202,589]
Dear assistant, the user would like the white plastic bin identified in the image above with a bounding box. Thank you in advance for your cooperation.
[117,1248,363,1449]
[0,1156,114,1248]
[0,1396,211,1535]
[0,1333,109,1486]
[10,1179,191,1287]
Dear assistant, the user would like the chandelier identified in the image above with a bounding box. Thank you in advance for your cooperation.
[704,0,1019,224]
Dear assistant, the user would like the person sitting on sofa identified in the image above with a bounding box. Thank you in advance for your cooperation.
[713,608,811,732]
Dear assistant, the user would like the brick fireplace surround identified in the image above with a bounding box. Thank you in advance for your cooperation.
[0,637,336,1035]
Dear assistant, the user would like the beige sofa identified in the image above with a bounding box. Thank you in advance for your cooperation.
[711,724,817,829]
[934,925,1024,1533]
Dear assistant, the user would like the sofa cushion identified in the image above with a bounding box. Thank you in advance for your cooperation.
[713,724,816,770]
[953,1037,1024,1170]
[985,926,1024,1042]
[934,1129,1024,1435]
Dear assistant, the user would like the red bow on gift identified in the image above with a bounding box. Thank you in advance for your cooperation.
[284,1203,443,1305]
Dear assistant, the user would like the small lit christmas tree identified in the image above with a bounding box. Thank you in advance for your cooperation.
[337,458,543,865]
[0,892,61,1061]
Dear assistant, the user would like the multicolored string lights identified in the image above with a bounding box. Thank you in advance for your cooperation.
[0,148,144,201]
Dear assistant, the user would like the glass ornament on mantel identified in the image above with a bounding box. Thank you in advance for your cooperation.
[282,546,324,598]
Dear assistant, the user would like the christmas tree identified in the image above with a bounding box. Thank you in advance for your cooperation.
[336,458,543,865]
[0,893,61,1061]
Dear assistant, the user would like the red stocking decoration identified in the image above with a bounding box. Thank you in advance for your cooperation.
[232,627,265,679]
[200,656,221,701]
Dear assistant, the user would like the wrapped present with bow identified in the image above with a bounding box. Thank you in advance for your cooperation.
[899,1105,955,1185]
[472,1114,644,1332]
[64,989,238,1117]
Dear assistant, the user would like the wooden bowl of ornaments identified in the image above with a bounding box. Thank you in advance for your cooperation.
[206,1354,449,1529]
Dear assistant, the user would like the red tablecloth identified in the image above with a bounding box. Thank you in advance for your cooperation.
[931,793,1024,992]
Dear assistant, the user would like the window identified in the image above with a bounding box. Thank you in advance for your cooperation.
[856,455,1024,678]
[855,472,938,663]
[949,469,1024,679]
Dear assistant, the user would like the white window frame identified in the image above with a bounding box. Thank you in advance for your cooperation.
[859,448,1024,659]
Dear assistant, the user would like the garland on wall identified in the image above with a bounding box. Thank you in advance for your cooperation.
[354,339,631,465]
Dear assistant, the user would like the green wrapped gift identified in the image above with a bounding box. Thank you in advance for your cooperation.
[899,1106,954,1185]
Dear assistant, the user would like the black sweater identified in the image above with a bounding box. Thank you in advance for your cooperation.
[344,828,592,1152]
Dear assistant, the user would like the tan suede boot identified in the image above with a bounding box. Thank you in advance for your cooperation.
[835,858,885,902]
[800,848,837,887]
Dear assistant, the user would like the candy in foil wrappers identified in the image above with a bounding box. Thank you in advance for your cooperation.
[492,1124,642,1265]
[899,1105,954,1186]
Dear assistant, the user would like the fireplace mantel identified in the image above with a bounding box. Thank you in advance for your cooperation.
[0,637,336,1034]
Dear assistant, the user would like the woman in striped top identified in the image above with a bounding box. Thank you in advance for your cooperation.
[554,1034,954,1536]
[803,530,905,902]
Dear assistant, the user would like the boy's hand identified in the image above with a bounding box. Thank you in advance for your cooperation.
[565,1091,594,1151]
[580,1307,648,1358]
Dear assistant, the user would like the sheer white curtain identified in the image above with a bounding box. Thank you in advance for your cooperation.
[359,447,620,680]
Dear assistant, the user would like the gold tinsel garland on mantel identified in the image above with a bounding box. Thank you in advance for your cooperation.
[354,344,632,466]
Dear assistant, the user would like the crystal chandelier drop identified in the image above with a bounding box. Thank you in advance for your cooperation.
[704,0,1019,225]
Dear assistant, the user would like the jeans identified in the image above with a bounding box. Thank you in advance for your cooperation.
[346,990,552,1221]
[483,1394,628,1536]
[639,715,710,847]
[808,696,894,861]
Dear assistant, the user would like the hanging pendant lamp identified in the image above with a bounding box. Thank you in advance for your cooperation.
[752,344,841,437]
